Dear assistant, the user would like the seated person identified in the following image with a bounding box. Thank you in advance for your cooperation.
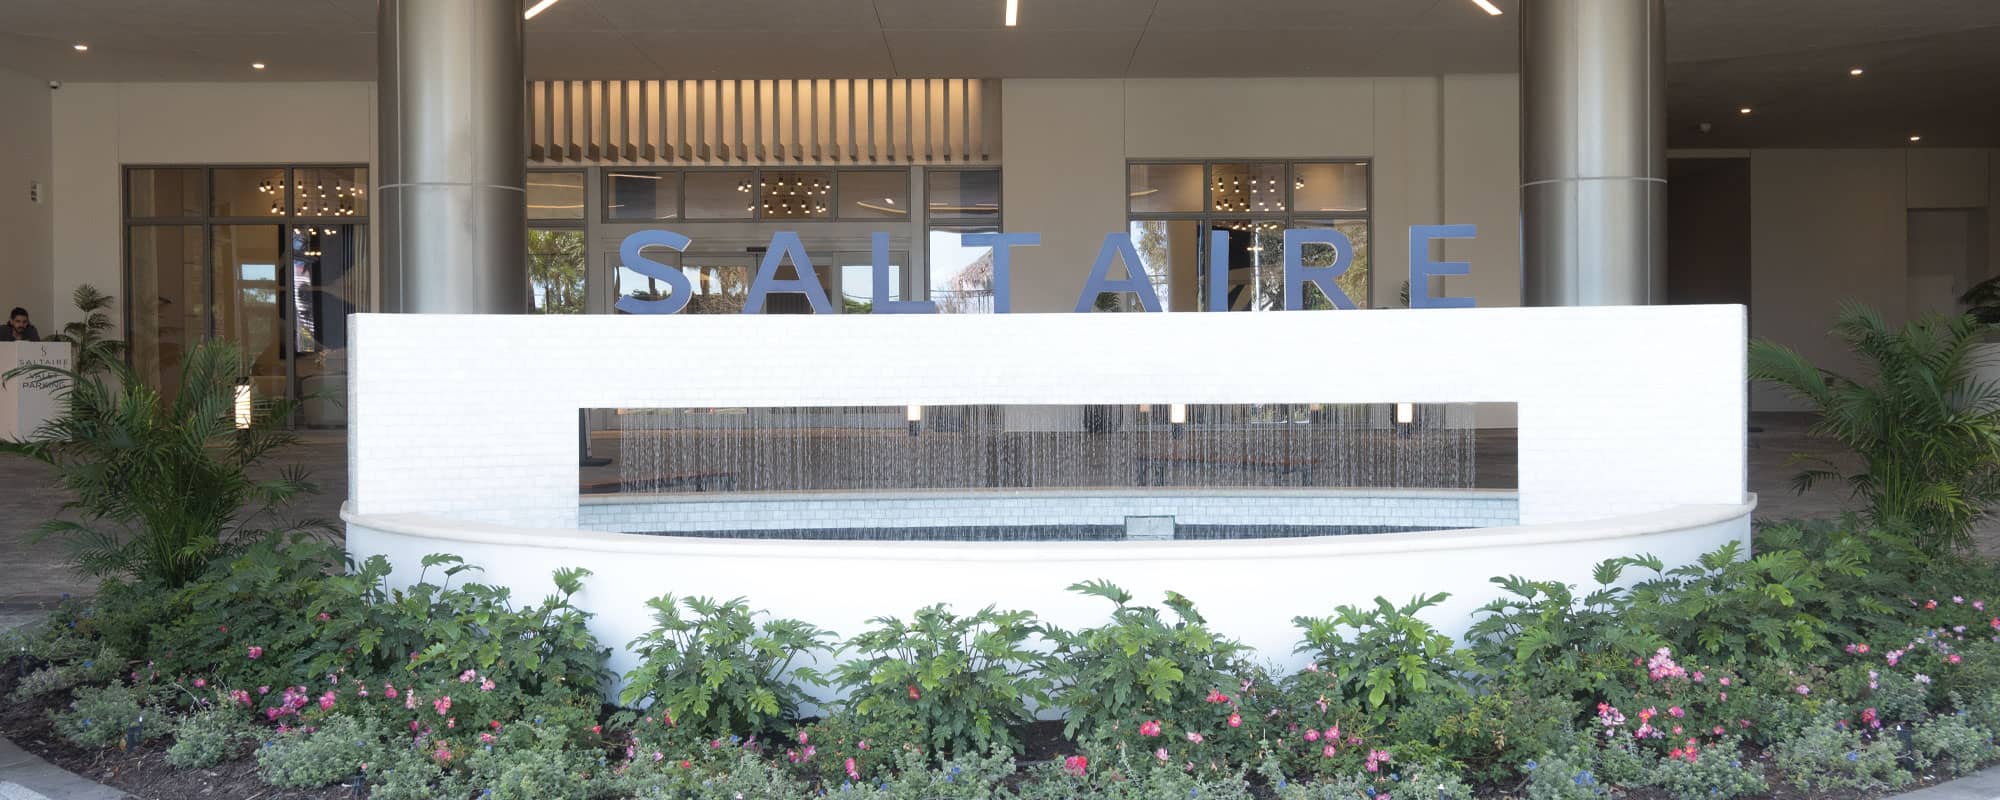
[1,307,38,342]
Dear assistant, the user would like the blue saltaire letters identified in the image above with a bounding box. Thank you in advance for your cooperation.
[617,225,1478,313]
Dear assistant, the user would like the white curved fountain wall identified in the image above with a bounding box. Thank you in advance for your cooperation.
[344,306,1752,681]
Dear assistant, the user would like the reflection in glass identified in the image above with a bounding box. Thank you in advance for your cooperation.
[1129,220,1201,311]
[128,169,204,218]
[837,253,905,314]
[1292,163,1368,213]
[212,168,289,217]
[127,225,204,395]
[616,256,753,315]
[1295,219,1370,309]
[604,171,677,220]
[1209,163,1287,214]
[758,170,832,219]
[927,170,1000,221]
[685,171,755,220]
[529,171,587,220]
[1201,220,1370,310]
[760,256,834,314]
[840,171,910,219]
[927,226,994,313]
[211,225,286,406]
[529,229,587,314]
[289,223,367,427]
[292,167,368,218]
[1127,163,1203,213]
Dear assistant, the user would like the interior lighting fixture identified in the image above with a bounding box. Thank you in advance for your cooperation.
[1909,134,1922,143]
[251,62,266,70]
[1395,402,1415,425]
[1738,107,1752,115]
[906,405,923,437]
[1005,0,1018,26]
[524,0,561,20]
[1849,67,1864,76]
[72,43,88,52]
[1470,0,1503,15]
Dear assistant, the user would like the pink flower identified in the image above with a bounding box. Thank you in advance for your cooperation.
[1949,654,1963,664]
[246,646,263,660]
[1364,749,1391,773]
[258,685,270,695]
[1227,713,1242,728]
[1974,600,1985,611]
[1713,726,1725,736]
[1186,731,1204,744]
[1719,676,1731,686]
[1795,684,1810,696]
[434,696,453,716]
[459,670,476,683]
[1139,720,1163,737]
[1954,596,1965,604]
[1323,744,1337,758]
[799,731,810,745]
[384,684,399,699]
[1668,706,1685,718]
[480,678,495,692]
[1719,692,1728,701]
[653,751,664,762]
[316,612,331,621]
[1154,748,1169,762]
[480,733,494,744]
[358,688,368,697]
[1304,728,1321,742]
[1063,755,1087,777]
[907,685,920,700]
[848,757,862,779]
[857,740,869,750]
[447,717,456,729]
[1205,689,1229,704]
[803,745,815,759]
[319,690,336,711]
[192,678,207,688]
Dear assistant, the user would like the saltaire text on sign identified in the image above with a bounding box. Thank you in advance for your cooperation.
[615,225,1479,314]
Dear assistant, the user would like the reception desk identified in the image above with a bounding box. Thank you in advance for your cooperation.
[1,341,72,440]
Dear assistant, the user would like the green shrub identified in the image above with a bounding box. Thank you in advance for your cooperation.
[1647,740,1765,800]
[51,683,168,748]
[0,340,316,588]
[1389,684,1575,783]
[1618,541,1865,663]
[1464,564,1657,704]
[1271,761,1473,800]
[461,723,618,800]
[821,744,1016,799]
[618,594,833,739]
[832,603,1048,759]
[254,714,382,788]
[1013,757,1255,800]
[166,706,254,769]
[788,708,926,788]
[1912,713,2000,775]
[1750,305,2000,552]
[1521,749,1610,800]
[365,743,471,800]
[1042,581,1250,741]
[1766,714,1919,793]
[1293,593,1475,713]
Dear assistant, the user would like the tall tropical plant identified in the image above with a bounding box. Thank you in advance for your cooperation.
[48,284,124,377]
[1960,275,2000,325]
[1748,303,2000,552]
[0,340,316,587]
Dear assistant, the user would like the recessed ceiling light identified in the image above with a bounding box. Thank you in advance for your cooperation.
[1909,135,1922,143]
[1470,0,1503,15]
[1738,107,1753,115]
[1005,0,1018,26]
[251,62,266,70]
[524,0,561,20]
[72,43,88,52]
[1849,67,1864,76]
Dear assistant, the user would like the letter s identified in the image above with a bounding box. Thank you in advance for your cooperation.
[613,230,694,314]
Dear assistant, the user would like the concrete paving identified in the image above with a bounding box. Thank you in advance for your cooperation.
[0,740,126,800]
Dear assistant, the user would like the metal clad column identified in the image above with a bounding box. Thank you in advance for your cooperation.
[377,0,526,313]
[1520,0,1666,306]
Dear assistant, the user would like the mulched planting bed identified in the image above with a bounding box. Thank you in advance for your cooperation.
[1,655,1971,800]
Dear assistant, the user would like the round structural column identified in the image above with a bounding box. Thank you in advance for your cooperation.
[1520,0,1666,306]
[377,0,526,313]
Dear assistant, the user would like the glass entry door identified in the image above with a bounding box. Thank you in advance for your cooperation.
[205,223,367,427]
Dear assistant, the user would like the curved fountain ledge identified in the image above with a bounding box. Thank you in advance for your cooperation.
[344,496,1758,685]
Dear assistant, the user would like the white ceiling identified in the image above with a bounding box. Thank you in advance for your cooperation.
[1,0,1995,147]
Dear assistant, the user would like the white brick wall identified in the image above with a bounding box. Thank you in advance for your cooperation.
[348,306,1746,529]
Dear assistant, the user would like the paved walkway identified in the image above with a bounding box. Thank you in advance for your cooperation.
[0,739,125,800]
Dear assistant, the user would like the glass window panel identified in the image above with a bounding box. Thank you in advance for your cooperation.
[839,171,910,220]
[289,223,367,427]
[759,170,832,220]
[128,168,203,218]
[528,171,587,220]
[1202,220,1289,311]
[127,225,204,395]
[1292,219,1370,309]
[292,167,368,218]
[1127,163,1203,213]
[928,226,995,313]
[837,252,906,314]
[1129,220,1202,312]
[927,170,1000,221]
[211,225,287,404]
[760,255,834,314]
[604,171,678,221]
[1208,163,1287,215]
[212,168,289,217]
[615,255,755,315]
[528,229,588,314]
[684,171,755,220]
[1292,162,1368,214]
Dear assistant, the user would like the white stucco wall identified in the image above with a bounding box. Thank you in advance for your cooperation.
[0,68,54,324]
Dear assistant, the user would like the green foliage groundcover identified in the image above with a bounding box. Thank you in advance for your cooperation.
[8,518,2000,800]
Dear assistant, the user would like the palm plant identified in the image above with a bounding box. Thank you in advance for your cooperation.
[1748,303,2000,552]
[0,340,316,587]
[48,284,125,377]
[1961,275,2000,325]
